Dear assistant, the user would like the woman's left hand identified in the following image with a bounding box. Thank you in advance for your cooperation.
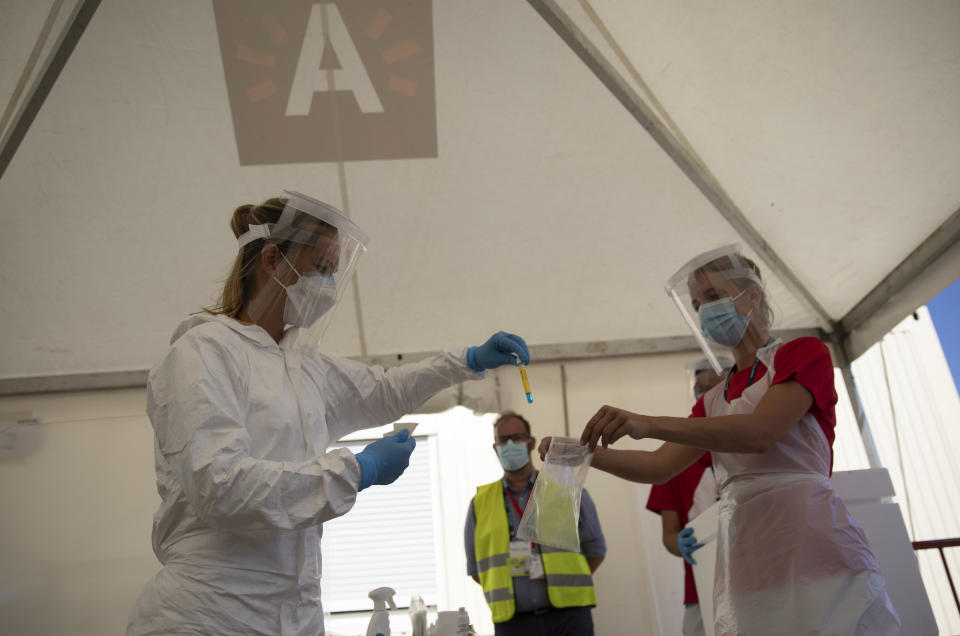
[580,405,651,450]
[537,436,553,460]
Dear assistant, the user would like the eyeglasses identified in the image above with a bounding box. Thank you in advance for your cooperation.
[496,433,529,445]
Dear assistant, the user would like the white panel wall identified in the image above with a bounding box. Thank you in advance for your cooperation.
[0,389,159,636]
[849,308,960,634]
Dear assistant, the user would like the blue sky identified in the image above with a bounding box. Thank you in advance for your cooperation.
[927,277,960,394]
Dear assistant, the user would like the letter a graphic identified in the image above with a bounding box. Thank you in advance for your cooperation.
[286,3,383,115]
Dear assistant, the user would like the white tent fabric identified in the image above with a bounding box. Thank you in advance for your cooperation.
[1,0,958,388]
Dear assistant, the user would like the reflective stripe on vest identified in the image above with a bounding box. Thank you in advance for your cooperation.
[473,481,596,623]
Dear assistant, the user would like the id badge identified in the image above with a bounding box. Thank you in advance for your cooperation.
[509,540,531,576]
[527,552,545,580]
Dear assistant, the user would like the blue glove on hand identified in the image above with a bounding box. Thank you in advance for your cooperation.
[466,331,530,371]
[678,526,703,565]
[354,430,416,491]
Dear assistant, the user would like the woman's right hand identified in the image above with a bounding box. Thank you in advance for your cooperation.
[580,405,651,450]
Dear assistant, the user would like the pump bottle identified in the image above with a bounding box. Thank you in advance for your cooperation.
[365,586,397,636]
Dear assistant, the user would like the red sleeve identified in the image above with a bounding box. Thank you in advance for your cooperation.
[771,337,838,412]
[689,395,706,418]
[685,400,711,466]
[771,338,838,459]
[646,398,708,512]
[646,480,680,514]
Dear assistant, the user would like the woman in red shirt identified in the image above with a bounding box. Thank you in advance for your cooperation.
[545,245,900,635]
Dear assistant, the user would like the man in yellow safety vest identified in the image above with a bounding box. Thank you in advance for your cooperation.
[464,411,606,635]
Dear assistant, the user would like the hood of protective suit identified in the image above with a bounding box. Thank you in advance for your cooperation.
[169,313,278,349]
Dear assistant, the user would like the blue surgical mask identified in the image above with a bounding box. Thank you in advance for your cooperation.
[497,441,530,471]
[699,291,752,348]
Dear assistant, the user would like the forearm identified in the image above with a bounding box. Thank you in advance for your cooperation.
[591,447,675,484]
[328,350,481,437]
[660,510,684,557]
[646,413,775,453]
[644,382,815,453]
[177,448,361,530]
[586,555,604,573]
[378,349,482,416]
[663,532,681,557]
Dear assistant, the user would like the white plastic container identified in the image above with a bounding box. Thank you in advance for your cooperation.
[455,607,477,636]
[432,610,458,636]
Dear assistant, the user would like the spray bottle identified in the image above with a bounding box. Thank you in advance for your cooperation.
[365,586,397,636]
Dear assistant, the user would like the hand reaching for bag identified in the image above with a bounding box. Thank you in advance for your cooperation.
[580,405,651,450]
[537,436,553,460]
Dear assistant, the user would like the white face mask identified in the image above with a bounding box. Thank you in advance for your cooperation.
[274,255,338,328]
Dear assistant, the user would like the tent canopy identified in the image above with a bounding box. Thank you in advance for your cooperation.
[1,0,958,393]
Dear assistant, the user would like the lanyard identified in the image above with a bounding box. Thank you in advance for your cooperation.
[722,339,776,401]
[505,488,536,548]
[723,358,762,402]
[506,489,525,519]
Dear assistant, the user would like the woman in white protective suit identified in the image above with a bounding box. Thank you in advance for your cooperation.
[543,245,901,635]
[127,191,530,636]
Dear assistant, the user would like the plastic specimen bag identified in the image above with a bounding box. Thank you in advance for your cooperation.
[516,437,593,552]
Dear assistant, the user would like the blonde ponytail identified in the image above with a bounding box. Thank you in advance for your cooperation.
[204,198,286,317]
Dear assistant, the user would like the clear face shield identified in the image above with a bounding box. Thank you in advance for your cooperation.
[665,244,766,374]
[237,191,368,348]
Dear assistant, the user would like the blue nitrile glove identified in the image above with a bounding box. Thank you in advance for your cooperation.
[678,526,704,565]
[354,430,416,491]
[466,331,530,371]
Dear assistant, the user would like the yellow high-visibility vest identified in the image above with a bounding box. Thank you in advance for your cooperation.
[472,480,596,623]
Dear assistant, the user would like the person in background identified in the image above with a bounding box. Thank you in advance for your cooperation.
[645,356,732,636]
[544,244,900,635]
[465,412,606,636]
[690,359,728,405]
[126,191,530,636]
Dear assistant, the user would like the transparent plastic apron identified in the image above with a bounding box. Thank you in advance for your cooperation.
[704,341,900,635]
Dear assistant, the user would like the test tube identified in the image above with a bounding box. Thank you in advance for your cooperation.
[520,366,533,403]
[512,353,533,403]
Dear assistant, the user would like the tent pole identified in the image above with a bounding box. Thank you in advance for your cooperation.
[0,0,102,181]
[830,329,883,468]
[524,0,834,331]
[0,0,65,142]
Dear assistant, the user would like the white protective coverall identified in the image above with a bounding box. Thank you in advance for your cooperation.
[127,314,482,635]
[704,340,900,636]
